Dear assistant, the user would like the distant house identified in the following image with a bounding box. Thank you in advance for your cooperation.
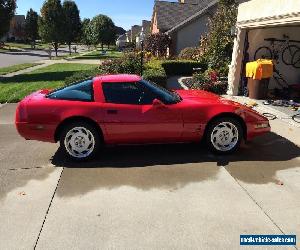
[131,25,142,44]
[151,0,218,55]
[116,34,127,49]
[136,20,151,48]
[2,15,26,42]
[125,30,132,43]
[123,20,151,49]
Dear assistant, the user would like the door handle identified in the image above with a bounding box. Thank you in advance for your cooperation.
[107,109,118,114]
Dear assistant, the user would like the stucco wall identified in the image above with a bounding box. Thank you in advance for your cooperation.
[247,26,300,89]
[237,0,300,25]
[174,5,217,55]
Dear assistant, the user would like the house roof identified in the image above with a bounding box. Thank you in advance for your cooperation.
[166,0,218,34]
[117,34,127,41]
[154,0,215,32]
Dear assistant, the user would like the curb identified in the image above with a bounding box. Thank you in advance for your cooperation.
[0,103,7,109]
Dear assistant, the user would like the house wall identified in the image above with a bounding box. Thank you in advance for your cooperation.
[247,26,300,89]
[237,0,300,26]
[174,5,217,55]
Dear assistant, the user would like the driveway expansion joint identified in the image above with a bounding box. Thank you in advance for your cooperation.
[33,167,64,250]
[223,167,288,237]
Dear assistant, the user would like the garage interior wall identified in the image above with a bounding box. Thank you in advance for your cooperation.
[247,26,300,89]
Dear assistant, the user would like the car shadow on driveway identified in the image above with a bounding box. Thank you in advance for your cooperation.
[50,132,300,197]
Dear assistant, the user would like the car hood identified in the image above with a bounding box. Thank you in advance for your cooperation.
[176,90,221,101]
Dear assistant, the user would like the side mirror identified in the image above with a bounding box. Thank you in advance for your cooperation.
[152,98,165,107]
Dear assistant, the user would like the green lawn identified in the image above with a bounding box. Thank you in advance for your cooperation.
[0,63,97,103]
[0,63,41,75]
[74,49,123,60]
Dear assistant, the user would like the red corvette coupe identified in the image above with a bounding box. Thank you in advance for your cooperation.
[15,74,270,160]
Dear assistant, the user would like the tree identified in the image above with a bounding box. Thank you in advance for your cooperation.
[115,26,126,36]
[39,0,65,56]
[25,9,39,48]
[89,14,116,50]
[200,0,238,69]
[63,0,81,55]
[80,18,91,47]
[145,33,171,57]
[103,23,116,49]
[0,0,17,39]
[80,18,92,48]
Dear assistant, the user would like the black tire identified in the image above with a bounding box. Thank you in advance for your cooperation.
[291,49,300,68]
[206,117,243,154]
[59,121,101,161]
[282,45,299,65]
[292,114,300,123]
[254,46,273,61]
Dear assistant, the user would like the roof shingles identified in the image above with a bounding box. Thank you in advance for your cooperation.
[155,0,213,32]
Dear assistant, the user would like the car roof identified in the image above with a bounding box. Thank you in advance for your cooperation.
[94,74,142,83]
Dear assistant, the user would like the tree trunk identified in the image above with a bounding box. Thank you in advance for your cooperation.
[54,42,58,57]
[108,43,110,49]
[101,42,103,51]
[68,42,71,55]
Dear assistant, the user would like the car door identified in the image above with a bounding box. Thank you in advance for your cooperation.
[101,81,183,144]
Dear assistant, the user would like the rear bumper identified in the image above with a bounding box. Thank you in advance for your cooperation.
[15,122,56,143]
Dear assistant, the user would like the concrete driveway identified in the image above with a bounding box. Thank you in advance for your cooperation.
[0,104,299,250]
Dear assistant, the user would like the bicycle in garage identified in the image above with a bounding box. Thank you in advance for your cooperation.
[254,35,300,68]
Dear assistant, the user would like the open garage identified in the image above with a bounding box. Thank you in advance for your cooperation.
[228,0,300,105]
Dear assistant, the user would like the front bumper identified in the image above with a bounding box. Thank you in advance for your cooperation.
[246,121,271,140]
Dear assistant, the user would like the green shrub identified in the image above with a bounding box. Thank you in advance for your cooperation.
[187,69,228,95]
[101,52,141,75]
[64,67,101,85]
[145,59,163,70]
[143,68,167,88]
[161,60,207,76]
[178,47,202,60]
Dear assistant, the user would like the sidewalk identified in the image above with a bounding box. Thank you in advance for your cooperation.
[0,49,100,78]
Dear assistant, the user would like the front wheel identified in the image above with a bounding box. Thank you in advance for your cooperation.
[206,118,243,154]
[60,122,101,161]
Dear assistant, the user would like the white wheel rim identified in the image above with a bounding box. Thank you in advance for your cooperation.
[211,122,239,152]
[64,127,95,158]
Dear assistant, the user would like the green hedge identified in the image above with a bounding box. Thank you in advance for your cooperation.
[64,68,101,85]
[143,68,167,88]
[161,60,207,76]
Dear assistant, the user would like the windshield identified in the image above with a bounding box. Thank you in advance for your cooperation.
[140,79,182,104]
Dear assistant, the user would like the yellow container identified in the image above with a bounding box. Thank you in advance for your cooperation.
[246,59,273,80]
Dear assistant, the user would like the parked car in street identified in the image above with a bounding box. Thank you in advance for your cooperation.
[15,74,271,160]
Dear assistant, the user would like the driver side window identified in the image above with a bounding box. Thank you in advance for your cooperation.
[102,82,156,105]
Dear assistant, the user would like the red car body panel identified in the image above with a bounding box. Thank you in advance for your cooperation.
[15,74,270,145]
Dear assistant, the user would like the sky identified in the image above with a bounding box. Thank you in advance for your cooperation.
[15,0,156,30]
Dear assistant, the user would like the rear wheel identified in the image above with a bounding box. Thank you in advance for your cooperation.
[206,117,243,154]
[60,121,101,161]
[254,46,273,61]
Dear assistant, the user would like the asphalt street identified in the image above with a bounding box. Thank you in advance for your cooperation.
[0,103,299,249]
[0,46,88,67]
